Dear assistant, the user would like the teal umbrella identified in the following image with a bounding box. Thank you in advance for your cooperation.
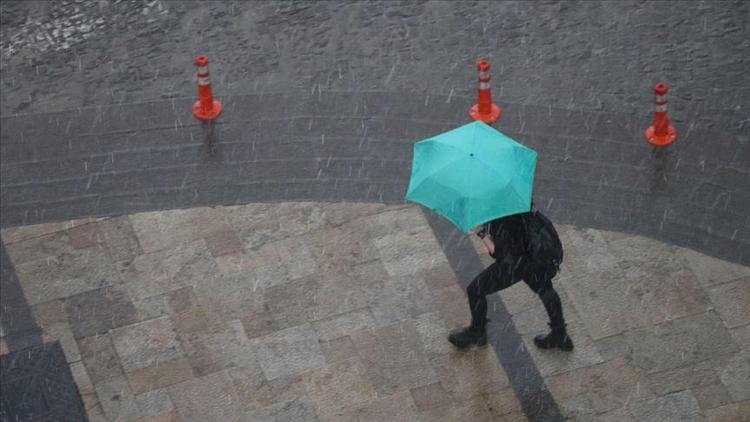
[405,121,537,233]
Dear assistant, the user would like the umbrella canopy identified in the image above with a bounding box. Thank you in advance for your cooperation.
[405,121,537,233]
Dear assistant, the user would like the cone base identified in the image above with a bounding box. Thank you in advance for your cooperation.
[645,125,677,147]
[192,99,222,121]
[469,103,501,124]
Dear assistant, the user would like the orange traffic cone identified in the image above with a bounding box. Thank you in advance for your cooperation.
[469,59,501,124]
[192,55,222,121]
[645,83,677,147]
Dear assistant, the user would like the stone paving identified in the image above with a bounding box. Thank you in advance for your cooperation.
[1,202,748,421]
[2,2,749,421]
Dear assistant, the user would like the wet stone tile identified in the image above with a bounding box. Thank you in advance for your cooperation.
[4,229,72,265]
[628,390,706,422]
[257,237,319,285]
[312,308,375,342]
[306,222,379,273]
[168,370,244,422]
[321,202,390,228]
[204,230,244,258]
[129,207,233,253]
[304,357,377,417]
[131,287,199,322]
[0,218,97,245]
[704,400,750,422]
[430,348,511,401]
[423,263,460,291]
[590,407,636,422]
[561,265,704,340]
[365,206,430,240]
[546,358,651,415]
[707,276,750,328]
[616,312,738,373]
[328,391,421,422]
[41,321,81,363]
[621,267,711,325]
[70,360,98,413]
[606,234,686,279]
[252,396,321,422]
[374,227,447,277]
[562,227,621,275]
[351,320,438,396]
[410,382,453,413]
[362,274,436,326]
[110,316,185,373]
[320,335,359,364]
[94,375,140,422]
[691,383,733,411]
[351,259,390,285]
[66,286,138,339]
[134,388,174,419]
[644,359,725,399]
[14,244,122,306]
[121,240,218,301]
[139,410,178,422]
[230,366,307,410]
[413,312,453,359]
[78,333,124,384]
[266,274,368,328]
[226,237,318,290]
[176,316,256,377]
[240,309,282,340]
[440,396,497,422]
[126,357,194,395]
[482,388,524,419]
[97,216,143,264]
[678,247,750,288]
[225,202,327,249]
[31,299,68,329]
[729,323,750,350]
[251,324,325,381]
[192,271,265,321]
[67,223,106,249]
[431,284,470,328]
[717,350,750,402]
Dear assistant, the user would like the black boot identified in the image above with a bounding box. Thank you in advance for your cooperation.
[534,324,573,351]
[448,326,487,349]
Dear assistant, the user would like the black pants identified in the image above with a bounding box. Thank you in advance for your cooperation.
[467,260,565,330]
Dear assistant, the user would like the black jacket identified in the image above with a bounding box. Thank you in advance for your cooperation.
[485,212,532,273]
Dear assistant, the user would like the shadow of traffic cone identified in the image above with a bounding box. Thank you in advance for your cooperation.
[192,55,222,121]
[469,59,501,124]
[645,83,677,147]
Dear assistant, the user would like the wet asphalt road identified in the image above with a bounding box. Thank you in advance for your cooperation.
[1,0,749,134]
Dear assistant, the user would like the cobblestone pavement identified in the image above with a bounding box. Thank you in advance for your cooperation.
[1,204,748,421]
[1,1,749,135]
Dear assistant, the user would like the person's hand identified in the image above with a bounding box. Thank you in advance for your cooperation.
[469,226,486,238]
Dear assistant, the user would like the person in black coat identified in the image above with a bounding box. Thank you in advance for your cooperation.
[448,209,574,351]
